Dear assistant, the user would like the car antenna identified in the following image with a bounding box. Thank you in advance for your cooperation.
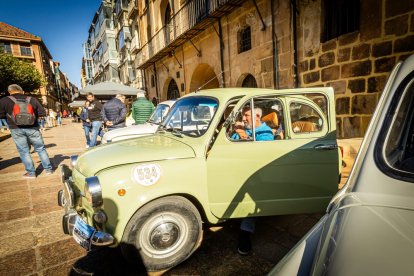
[196,71,224,92]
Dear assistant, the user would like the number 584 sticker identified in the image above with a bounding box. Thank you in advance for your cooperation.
[132,164,161,186]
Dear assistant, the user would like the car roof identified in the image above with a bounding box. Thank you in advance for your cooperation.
[184,87,333,102]
[159,100,176,107]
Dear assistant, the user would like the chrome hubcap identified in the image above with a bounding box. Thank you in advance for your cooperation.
[140,213,188,258]
[150,222,180,250]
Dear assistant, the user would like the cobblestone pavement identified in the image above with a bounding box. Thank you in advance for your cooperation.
[0,119,323,275]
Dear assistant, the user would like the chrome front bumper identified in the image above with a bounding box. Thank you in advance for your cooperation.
[58,164,114,248]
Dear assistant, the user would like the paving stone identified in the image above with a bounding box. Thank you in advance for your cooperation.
[0,207,31,222]
[39,238,86,268]
[0,232,35,256]
[0,249,36,275]
[0,217,35,237]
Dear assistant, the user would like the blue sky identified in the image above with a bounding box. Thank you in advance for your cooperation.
[0,0,101,87]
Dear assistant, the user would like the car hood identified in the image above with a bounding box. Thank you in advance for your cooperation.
[311,193,414,276]
[102,123,158,143]
[76,134,195,176]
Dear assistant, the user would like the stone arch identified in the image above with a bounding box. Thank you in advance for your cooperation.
[162,77,180,100]
[236,73,258,88]
[189,63,219,92]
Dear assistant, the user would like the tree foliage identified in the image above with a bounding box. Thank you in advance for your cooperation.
[0,51,45,94]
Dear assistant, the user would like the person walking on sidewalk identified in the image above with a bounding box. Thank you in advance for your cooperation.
[0,84,53,179]
[80,100,91,148]
[101,94,127,131]
[86,92,103,147]
[131,90,154,125]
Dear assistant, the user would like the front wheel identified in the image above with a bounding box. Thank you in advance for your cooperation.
[121,196,203,271]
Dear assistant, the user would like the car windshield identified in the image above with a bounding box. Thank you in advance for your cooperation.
[148,104,171,124]
[161,96,218,137]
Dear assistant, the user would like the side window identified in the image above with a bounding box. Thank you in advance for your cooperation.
[227,97,284,142]
[381,77,414,175]
[290,102,323,133]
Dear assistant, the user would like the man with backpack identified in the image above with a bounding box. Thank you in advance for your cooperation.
[0,84,53,179]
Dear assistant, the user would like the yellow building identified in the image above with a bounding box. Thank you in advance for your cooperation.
[0,21,74,109]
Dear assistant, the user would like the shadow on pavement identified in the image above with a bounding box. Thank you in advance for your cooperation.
[70,247,147,276]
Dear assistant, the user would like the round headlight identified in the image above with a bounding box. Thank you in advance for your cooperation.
[84,176,103,208]
[70,155,78,168]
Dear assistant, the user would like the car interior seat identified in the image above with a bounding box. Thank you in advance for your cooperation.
[262,112,283,139]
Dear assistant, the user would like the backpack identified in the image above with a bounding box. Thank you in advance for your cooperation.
[7,96,36,125]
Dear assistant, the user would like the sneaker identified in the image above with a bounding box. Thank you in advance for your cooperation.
[237,230,252,256]
[45,170,54,175]
[86,145,89,148]
[23,173,36,179]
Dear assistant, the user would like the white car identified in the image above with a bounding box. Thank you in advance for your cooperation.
[101,100,175,143]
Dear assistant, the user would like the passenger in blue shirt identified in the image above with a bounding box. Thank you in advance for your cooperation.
[231,106,274,141]
[230,106,273,256]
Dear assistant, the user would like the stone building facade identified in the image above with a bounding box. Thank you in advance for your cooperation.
[103,0,414,138]
[296,0,414,138]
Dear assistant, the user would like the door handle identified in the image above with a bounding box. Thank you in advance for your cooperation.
[314,144,338,150]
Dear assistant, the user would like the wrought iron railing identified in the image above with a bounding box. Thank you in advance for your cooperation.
[137,0,240,68]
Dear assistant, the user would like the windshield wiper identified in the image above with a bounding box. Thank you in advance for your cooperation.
[165,123,183,138]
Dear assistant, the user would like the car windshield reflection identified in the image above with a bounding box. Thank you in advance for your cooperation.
[161,97,218,137]
[148,104,171,124]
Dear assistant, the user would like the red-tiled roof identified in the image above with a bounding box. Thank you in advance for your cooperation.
[0,22,40,40]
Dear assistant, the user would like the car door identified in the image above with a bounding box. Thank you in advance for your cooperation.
[206,89,339,219]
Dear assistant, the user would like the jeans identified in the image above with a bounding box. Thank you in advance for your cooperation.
[89,121,102,147]
[0,118,8,129]
[240,218,256,233]
[38,118,45,129]
[10,128,53,175]
[83,124,91,145]
[57,116,62,125]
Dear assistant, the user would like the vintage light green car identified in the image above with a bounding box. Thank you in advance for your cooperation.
[58,87,341,271]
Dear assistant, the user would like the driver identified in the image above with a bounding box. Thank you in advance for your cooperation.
[231,106,274,141]
[230,106,273,255]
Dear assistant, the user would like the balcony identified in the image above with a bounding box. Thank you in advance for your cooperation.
[127,0,138,20]
[137,0,245,69]
[130,35,140,53]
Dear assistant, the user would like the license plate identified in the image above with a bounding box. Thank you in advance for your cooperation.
[73,216,95,250]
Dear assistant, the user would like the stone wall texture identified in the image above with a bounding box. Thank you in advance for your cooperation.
[297,0,414,138]
[139,0,414,138]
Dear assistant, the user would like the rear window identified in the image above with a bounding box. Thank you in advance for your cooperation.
[376,73,414,181]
